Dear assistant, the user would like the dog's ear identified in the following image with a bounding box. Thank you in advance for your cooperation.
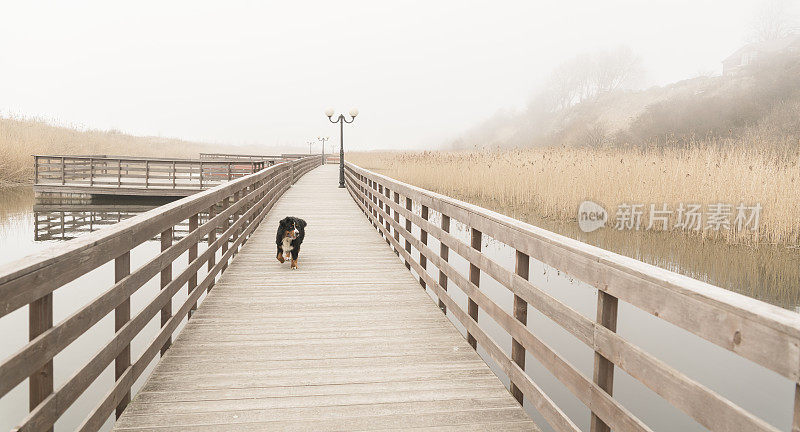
[279,217,290,228]
[299,219,307,228]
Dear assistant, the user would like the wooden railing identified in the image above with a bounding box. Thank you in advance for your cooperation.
[199,152,335,165]
[198,153,283,165]
[0,156,320,432]
[34,155,265,190]
[344,162,800,432]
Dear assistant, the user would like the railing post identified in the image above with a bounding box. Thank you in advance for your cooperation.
[207,204,216,292]
[232,191,241,253]
[172,161,176,188]
[29,293,54,432]
[145,160,150,189]
[199,161,204,188]
[590,291,619,432]
[511,250,530,404]
[242,186,252,244]
[160,227,173,356]
[377,184,385,230]
[188,215,199,318]
[227,162,232,181]
[467,228,481,350]
[371,180,379,227]
[117,159,122,187]
[89,158,94,186]
[404,197,412,270]
[419,205,429,289]
[114,251,131,418]
[221,197,231,272]
[34,156,39,184]
[393,192,401,256]
[438,214,450,313]
[384,186,392,245]
[60,156,65,185]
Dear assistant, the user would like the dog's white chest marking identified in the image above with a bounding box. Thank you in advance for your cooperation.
[281,237,294,253]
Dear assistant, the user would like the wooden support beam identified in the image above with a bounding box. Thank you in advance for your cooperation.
[590,290,619,432]
[221,197,230,272]
[29,293,53,432]
[207,204,216,292]
[438,214,450,313]
[404,197,412,270]
[419,205,429,289]
[160,227,173,356]
[467,228,482,350]
[511,250,529,404]
[114,251,131,418]
[188,215,199,318]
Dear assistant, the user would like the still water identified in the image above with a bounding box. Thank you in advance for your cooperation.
[0,186,211,432]
[0,184,797,431]
[408,206,796,431]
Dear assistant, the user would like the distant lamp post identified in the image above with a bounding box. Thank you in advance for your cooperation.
[307,141,314,154]
[317,136,330,165]
[325,108,358,188]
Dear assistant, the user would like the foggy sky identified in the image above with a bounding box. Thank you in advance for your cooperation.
[0,0,785,151]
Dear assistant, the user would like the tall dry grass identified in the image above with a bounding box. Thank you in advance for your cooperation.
[349,142,800,246]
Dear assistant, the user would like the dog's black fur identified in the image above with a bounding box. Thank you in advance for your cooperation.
[276,216,306,269]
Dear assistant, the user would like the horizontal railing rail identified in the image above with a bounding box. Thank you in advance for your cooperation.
[33,155,266,191]
[0,156,320,432]
[199,152,285,161]
[344,162,800,432]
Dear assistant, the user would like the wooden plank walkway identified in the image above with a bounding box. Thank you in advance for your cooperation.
[112,165,537,431]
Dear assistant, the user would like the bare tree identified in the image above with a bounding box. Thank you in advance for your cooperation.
[752,0,798,42]
[593,46,644,93]
[537,46,644,112]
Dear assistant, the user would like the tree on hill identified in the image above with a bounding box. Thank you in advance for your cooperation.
[752,0,798,42]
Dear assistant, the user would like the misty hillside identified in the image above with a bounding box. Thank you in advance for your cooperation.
[452,49,800,151]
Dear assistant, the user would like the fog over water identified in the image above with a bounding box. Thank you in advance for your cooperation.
[0,0,789,150]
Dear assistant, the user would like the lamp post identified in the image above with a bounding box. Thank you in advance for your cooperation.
[307,141,314,154]
[325,108,358,188]
[317,136,329,165]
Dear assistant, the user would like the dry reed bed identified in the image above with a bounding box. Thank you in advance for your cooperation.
[349,145,800,246]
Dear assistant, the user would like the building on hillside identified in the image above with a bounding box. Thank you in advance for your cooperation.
[722,33,800,75]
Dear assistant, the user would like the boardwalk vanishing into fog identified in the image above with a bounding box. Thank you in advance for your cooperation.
[111,165,537,431]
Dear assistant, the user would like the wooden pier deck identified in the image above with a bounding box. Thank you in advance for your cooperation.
[112,165,537,431]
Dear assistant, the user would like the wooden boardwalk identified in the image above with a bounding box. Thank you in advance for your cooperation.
[113,165,537,431]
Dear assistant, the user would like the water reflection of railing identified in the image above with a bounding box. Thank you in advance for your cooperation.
[346,162,800,432]
[34,205,204,242]
[0,156,321,432]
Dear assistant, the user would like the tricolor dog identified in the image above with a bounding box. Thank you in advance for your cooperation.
[276,216,306,269]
